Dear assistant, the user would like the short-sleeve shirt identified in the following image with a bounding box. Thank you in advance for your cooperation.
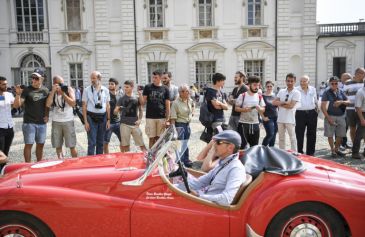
[205,87,225,122]
[0,92,15,128]
[321,88,347,116]
[354,87,365,112]
[170,97,194,123]
[51,87,75,122]
[143,83,170,119]
[168,84,179,101]
[343,80,363,110]
[230,85,247,116]
[21,86,49,124]
[235,92,265,124]
[82,85,110,114]
[117,94,140,126]
[109,93,121,124]
[276,88,301,124]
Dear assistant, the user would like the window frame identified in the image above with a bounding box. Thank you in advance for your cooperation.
[244,60,265,82]
[195,61,216,86]
[65,0,82,31]
[147,62,168,83]
[247,0,262,26]
[15,0,45,32]
[69,63,84,88]
[197,0,214,27]
[148,0,165,28]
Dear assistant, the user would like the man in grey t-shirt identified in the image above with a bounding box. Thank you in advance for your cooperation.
[115,80,146,152]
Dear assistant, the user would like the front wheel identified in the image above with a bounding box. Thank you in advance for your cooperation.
[0,211,54,237]
[265,202,347,237]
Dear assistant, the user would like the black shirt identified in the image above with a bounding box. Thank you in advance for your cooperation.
[230,85,247,116]
[109,93,120,124]
[205,87,225,122]
[21,86,49,124]
[263,94,278,118]
[117,94,140,126]
[143,83,170,119]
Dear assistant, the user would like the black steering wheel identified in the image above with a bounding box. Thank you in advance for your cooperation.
[169,159,191,193]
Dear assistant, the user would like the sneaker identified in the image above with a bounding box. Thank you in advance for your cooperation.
[336,150,345,157]
[352,153,362,159]
[339,145,346,152]
[345,143,353,149]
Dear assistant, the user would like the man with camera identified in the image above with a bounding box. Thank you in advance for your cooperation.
[82,71,110,155]
[46,75,77,159]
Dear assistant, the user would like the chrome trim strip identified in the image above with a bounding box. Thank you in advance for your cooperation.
[0,164,7,176]
[246,224,263,237]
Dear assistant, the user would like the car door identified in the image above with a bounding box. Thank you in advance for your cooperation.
[131,184,230,237]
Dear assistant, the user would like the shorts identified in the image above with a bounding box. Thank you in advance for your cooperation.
[145,118,165,138]
[324,115,346,137]
[51,121,77,148]
[22,123,47,144]
[104,122,121,143]
[121,123,145,146]
[346,109,359,127]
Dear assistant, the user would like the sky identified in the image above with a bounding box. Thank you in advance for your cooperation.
[317,0,365,24]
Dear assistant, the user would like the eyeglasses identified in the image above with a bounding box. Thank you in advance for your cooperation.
[285,94,289,102]
[32,76,40,81]
[216,140,231,145]
[330,82,338,85]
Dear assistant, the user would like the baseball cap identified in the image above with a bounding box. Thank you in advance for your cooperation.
[213,130,241,148]
[32,68,45,78]
[329,76,339,82]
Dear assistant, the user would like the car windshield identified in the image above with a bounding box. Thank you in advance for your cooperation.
[123,125,188,186]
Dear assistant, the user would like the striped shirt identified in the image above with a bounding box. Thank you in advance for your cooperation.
[343,80,363,110]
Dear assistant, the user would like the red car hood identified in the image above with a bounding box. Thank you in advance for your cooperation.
[299,155,365,188]
[0,152,147,194]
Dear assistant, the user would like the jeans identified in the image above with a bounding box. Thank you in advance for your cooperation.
[262,117,278,147]
[175,122,191,165]
[22,123,47,144]
[87,114,106,155]
[104,122,121,143]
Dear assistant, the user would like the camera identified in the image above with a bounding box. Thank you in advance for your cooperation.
[58,83,68,94]
[138,85,144,91]
[95,103,103,109]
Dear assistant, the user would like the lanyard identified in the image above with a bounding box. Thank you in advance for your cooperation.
[91,86,103,104]
[209,157,235,185]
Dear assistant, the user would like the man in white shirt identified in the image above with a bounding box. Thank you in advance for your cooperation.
[46,75,77,159]
[295,75,318,155]
[273,73,301,151]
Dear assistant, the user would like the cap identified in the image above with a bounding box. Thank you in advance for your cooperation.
[32,68,45,78]
[329,76,339,82]
[213,130,241,148]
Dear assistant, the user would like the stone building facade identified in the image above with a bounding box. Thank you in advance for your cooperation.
[0,0,363,91]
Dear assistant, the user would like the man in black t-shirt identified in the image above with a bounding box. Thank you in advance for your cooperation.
[13,68,49,163]
[139,70,170,148]
[103,78,122,154]
[228,71,248,131]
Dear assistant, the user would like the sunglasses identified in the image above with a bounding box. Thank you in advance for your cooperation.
[285,94,289,102]
[32,77,40,81]
[216,140,231,145]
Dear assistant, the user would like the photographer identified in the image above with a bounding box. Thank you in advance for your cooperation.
[46,75,77,159]
[82,71,110,155]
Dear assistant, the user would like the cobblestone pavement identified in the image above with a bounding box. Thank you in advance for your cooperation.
[8,109,365,172]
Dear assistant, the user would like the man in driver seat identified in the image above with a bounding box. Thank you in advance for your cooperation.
[182,130,246,206]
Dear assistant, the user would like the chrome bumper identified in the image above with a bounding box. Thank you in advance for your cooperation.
[246,224,263,237]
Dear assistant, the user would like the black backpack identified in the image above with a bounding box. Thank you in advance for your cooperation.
[199,95,214,127]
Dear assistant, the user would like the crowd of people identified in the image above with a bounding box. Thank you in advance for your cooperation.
[1,67,365,173]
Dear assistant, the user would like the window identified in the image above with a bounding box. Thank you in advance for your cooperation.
[247,0,262,25]
[198,0,213,27]
[20,54,45,85]
[196,61,216,86]
[66,0,81,30]
[16,0,44,32]
[70,63,83,88]
[147,62,168,82]
[149,0,164,27]
[333,57,346,79]
[244,60,264,81]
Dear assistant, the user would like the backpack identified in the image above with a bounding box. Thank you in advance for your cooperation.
[199,94,214,127]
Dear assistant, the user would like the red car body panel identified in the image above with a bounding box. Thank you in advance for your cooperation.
[1,151,365,237]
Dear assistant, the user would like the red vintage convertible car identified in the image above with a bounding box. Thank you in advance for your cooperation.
[0,126,365,237]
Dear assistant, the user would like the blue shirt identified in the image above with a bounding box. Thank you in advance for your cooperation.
[321,88,347,116]
[187,153,246,206]
[82,85,110,113]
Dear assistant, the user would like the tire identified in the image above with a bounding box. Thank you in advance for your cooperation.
[0,211,54,237]
[265,202,347,237]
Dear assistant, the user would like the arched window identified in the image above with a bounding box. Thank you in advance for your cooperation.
[20,54,45,85]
